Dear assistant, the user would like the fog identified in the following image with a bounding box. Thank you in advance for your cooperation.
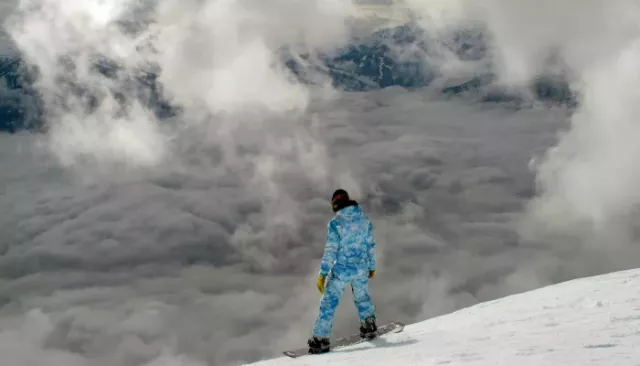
[2,0,640,365]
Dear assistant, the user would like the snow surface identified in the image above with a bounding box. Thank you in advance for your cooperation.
[250,268,640,365]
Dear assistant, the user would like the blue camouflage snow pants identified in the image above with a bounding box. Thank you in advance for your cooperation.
[312,267,375,338]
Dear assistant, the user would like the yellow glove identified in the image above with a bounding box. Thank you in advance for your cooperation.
[369,270,376,279]
[316,275,326,294]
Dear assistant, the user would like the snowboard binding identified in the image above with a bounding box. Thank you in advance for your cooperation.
[307,336,330,354]
[359,316,378,339]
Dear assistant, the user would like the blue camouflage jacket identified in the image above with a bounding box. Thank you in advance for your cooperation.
[319,204,376,278]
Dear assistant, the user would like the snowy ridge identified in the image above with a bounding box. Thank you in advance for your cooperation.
[251,268,640,365]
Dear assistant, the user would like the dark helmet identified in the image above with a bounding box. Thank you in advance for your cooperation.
[331,189,355,212]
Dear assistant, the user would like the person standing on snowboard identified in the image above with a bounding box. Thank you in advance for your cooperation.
[308,189,378,354]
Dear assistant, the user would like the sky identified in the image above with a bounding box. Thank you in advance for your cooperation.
[2,0,640,366]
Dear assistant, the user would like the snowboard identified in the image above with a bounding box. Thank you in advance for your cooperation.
[283,321,405,358]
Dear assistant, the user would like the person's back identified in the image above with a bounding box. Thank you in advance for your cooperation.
[308,189,378,354]
[326,204,375,278]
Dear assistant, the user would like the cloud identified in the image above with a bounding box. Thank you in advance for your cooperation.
[398,0,640,271]
[404,0,640,229]
[3,0,355,179]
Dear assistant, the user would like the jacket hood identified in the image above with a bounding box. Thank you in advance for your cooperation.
[336,204,362,218]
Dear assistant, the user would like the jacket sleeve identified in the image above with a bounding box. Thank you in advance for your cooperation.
[319,220,339,277]
[366,221,376,271]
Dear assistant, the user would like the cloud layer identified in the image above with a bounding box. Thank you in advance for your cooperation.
[1,90,564,366]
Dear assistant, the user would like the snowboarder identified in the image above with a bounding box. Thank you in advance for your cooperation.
[307,189,378,354]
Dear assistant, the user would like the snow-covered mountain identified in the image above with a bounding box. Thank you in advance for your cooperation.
[0,22,574,134]
[250,268,640,365]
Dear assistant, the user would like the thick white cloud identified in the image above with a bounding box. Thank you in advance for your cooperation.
[404,0,640,233]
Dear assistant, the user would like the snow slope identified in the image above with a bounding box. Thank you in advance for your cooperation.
[250,268,640,365]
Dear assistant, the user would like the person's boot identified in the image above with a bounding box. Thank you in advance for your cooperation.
[307,336,330,354]
[359,316,378,339]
